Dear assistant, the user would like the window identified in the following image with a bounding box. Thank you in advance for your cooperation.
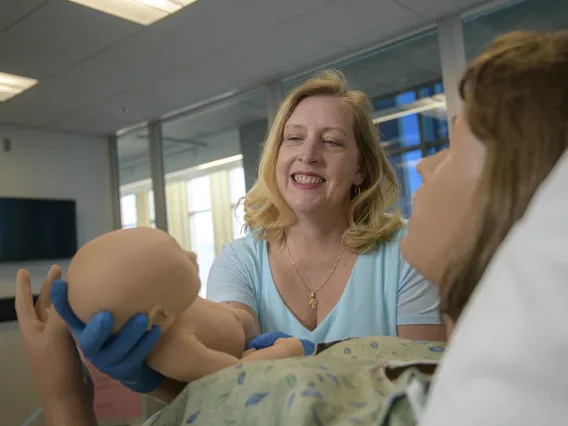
[120,194,137,228]
[148,190,156,228]
[375,82,448,218]
[187,176,215,296]
[229,167,247,240]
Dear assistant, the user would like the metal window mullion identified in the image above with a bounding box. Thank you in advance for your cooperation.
[148,120,168,231]
[387,139,448,157]
[107,134,122,230]
[437,15,467,138]
[414,88,430,158]
[266,80,283,127]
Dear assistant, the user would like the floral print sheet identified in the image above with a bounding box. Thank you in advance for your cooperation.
[145,336,444,426]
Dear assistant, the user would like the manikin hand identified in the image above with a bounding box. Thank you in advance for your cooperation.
[15,266,92,409]
[51,279,164,393]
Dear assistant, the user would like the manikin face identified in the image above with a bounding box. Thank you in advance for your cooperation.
[401,112,487,285]
[276,95,364,217]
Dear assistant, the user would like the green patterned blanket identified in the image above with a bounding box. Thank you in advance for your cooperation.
[144,336,444,426]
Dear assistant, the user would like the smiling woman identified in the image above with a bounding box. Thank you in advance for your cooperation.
[277,96,363,219]
[206,70,445,344]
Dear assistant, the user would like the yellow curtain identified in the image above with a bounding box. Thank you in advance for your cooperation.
[135,191,151,227]
[210,170,233,254]
[166,181,191,250]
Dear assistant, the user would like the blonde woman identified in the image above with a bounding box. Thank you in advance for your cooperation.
[207,70,444,346]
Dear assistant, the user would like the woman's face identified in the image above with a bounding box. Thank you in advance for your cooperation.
[276,95,363,216]
[401,112,487,284]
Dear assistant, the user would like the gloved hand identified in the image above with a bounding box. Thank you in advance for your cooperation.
[246,331,315,356]
[50,279,164,393]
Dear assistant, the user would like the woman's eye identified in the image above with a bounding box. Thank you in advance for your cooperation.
[325,139,341,146]
[286,135,302,142]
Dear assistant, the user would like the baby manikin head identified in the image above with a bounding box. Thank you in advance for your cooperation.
[66,227,200,333]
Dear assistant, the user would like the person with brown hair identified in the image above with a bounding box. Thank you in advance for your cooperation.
[412,30,568,425]
[15,30,567,425]
[401,29,568,333]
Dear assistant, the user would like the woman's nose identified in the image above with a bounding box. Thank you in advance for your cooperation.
[298,138,322,163]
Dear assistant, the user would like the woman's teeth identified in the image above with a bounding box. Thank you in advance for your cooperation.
[293,174,324,184]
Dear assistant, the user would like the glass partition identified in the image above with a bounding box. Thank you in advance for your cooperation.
[117,134,155,229]
[229,166,247,240]
[463,0,568,60]
[155,89,266,294]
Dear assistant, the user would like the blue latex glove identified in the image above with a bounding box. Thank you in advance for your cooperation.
[246,331,315,356]
[50,279,164,393]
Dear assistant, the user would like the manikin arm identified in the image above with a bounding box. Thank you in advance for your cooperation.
[148,332,306,383]
[148,332,241,382]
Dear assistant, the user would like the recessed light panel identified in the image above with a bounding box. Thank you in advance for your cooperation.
[68,0,199,25]
[0,72,38,102]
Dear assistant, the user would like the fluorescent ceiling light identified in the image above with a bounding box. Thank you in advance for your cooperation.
[0,72,38,102]
[68,0,199,25]
[373,94,447,124]
[194,154,243,172]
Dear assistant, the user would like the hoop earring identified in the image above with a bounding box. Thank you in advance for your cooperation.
[352,185,361,199]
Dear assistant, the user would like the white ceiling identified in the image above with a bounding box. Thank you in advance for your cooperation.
[0,0,493,138]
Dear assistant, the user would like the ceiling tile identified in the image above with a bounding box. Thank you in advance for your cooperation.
[11,0,278,112]
[292,0,421,48]
[78,49,267,134]
[76,82,184,126]
[95,0,280,75]
[0,0,139,80]
[226,23,345,79]
[0,0,468,137]
[0,0,45,33]
[242,0,336,21]
[0,98,68,128]
[49,109,138,136]
[150,47,274,108]
[398,0,489,18]
[164,100,265,140]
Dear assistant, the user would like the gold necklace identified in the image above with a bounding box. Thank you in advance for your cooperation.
[285,242,345,310]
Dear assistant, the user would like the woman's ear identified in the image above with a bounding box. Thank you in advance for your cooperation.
[353,168,364,187]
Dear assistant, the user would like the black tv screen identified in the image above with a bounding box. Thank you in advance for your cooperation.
[0,197,77,262]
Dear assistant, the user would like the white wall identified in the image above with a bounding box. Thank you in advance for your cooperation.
[0,124,114,426]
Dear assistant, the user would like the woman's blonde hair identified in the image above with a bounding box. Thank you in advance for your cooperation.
[441,31,568,322]
[243,69,403,253]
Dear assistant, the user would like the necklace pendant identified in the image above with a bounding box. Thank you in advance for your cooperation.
[308,293,318,310]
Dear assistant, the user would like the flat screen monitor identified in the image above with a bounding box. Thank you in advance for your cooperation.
[0,197,77,262]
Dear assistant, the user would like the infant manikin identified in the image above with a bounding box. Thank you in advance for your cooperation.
[58,227,304,383]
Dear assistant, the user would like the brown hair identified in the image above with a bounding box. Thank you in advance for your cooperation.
[441,30,568,322]
[243,69,403,253]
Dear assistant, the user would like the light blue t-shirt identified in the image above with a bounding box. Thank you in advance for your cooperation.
[206,227,441,344]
